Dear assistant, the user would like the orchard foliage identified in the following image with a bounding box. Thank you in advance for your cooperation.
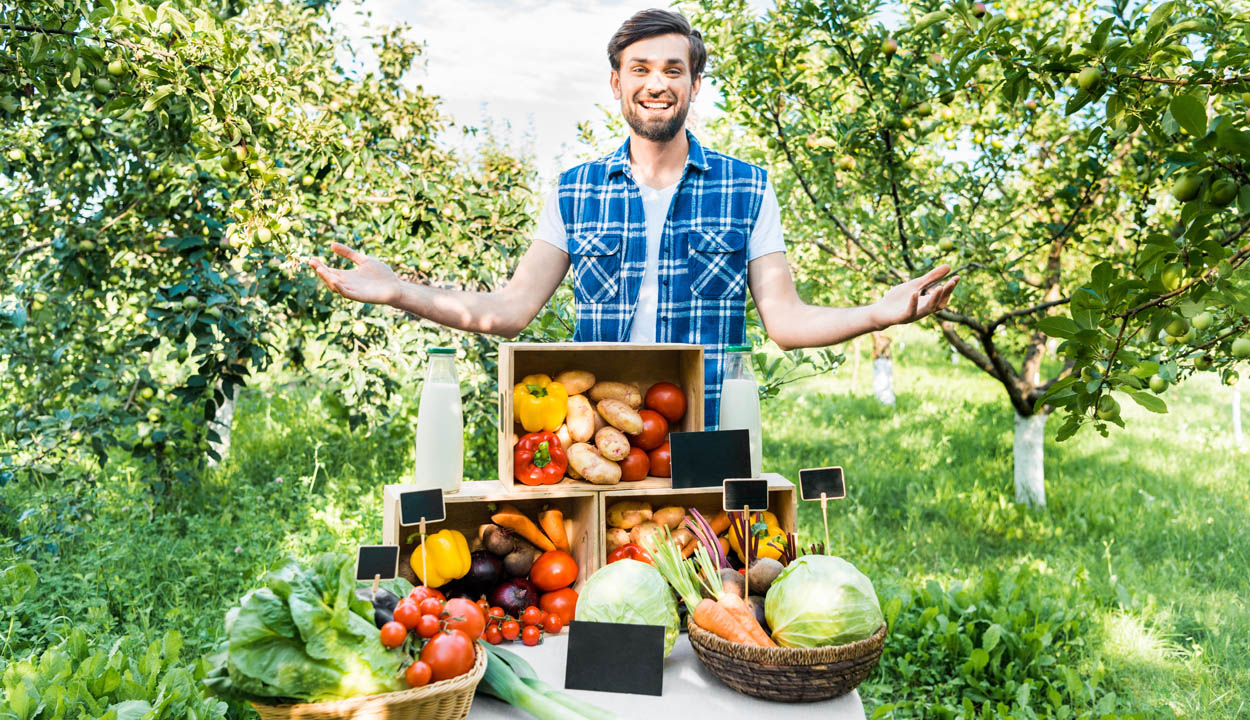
[689,0,1250,438]
[0,0,536,491]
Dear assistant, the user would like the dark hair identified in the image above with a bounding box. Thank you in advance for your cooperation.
[607,9,707,78]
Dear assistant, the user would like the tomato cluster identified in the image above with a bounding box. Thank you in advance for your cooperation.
[476,599,564,647]
[378,586,485,687]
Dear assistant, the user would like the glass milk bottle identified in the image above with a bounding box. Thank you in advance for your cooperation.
[718,344,763,478]
[414,347,463,493]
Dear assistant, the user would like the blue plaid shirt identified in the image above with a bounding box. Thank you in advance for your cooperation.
[556,131,768,428]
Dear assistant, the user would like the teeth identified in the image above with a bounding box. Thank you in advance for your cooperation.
[642,102,670,109]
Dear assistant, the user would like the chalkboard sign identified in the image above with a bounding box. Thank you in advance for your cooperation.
[799,466,846,501]
[669,429,751,489]
[723,478,769,512]
[399,488,446,525]
[355,545,399,582]
[565,621,665,696]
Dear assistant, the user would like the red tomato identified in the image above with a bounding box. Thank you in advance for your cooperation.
[476,598,490,617]
[420,629,476,681]
[521,625,541,646]
[521,606,544,627]
[409,586,445,605]
[443,598,486,641]
[528,550,578,592]
[501,619,520,641]
[488,606,505,622]
[405,661,432,688]
[393,600,422,630]
[418,597,444,617]
[483,624,503,645]
[645,382,686,423]
[648,442,671,478]
[631,409,668,451]
[379,621,407,648]
[539,588,578,625]
[606,543,653,566]
[542,613,564,634]
[619,447,650,482]
[416,614,440,638]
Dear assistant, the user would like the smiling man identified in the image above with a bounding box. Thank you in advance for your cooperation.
[309,8,958,425]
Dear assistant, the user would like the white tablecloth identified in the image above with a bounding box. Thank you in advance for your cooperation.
[468,632,866,719]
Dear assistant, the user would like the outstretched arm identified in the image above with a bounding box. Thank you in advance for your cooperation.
[748,252,959,350]
[308,240,570,338]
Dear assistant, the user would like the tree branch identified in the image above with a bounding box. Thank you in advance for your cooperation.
[989,296,1073,332]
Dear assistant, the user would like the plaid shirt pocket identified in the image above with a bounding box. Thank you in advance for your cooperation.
[570,231,623,303]
[687,229,748,298]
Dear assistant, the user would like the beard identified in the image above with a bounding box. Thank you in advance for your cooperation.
[622,93,690,143]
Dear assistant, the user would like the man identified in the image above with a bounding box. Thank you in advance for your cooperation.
[309,9,958,425]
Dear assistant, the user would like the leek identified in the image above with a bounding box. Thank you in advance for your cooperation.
[477,642,621,720]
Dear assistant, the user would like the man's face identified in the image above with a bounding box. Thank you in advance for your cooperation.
[611,33,701,143]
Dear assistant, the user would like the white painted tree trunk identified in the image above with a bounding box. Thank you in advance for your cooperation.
[1014,412,1048,507]
[1234,387,1245,450]
[873,357,896,406]
[207,384,237,467]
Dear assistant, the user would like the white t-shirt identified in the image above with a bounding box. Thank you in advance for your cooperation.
[535,179,785,342]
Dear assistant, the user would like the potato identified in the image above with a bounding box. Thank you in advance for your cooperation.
[652,506,686,530]
[630,521,662,548]
[606,501,653,529]
[592,406,608,433]
[605,527,630,553]
[555,423,572,450]
[589,381,642,409]
[670,527,695,549]
[595,426,630,461]
[748,558,784,596]
[720,567,746,599]
[566,442,621,485]
[597,399,643,434]
[566,395,595,443]
[566,462,582,480]
[555,370,596,396]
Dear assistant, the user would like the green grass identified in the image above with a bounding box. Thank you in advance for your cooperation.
[2,328,1246,718]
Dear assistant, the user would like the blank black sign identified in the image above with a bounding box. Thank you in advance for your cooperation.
[355,545,399,581]
[669,429,751,489]
[399,488,446,525]
[565,621,665,696]
[799,466,846,501]
[723,478,769,512]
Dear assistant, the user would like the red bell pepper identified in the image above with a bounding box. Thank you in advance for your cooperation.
[514,431,568,486]
[605,543,653,566]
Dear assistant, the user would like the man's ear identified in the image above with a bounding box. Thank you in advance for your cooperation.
[610,69,621,100]
[691,73,701,100]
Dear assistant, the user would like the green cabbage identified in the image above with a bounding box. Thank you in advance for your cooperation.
[577,559,680,656]
[764,555,883,648]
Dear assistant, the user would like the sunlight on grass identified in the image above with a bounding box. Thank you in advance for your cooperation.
[1099,611,1184,669]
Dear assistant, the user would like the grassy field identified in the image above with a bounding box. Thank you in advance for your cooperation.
[1,327,1246,718]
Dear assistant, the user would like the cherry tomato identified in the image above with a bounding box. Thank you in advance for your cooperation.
[489,606,506,623]
[619,446,650,482]
[416,614,441,638]
[528,550,579,592]
[539,588,578,626]
[521,625,541,646]
[379,621,407,648]
[476,598,490,617]
[418,597,444,617]
[484,625,503,645]
[631,409,668,451]
[409,586,445,605]
[645,382,686,422]
[647,442,671,478]
[521,606,544,627]
[443,598,486,641]
[420,629,476,681]
[501,619,521,641]
[393,599,422,630]
[405,661,432,688]
[542,613,564,634]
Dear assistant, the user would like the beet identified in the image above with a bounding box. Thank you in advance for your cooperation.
[489,577,540,618]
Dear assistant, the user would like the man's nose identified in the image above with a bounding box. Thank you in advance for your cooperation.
[644,70,668,94]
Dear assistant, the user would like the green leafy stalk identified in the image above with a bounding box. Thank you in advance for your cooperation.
[478,643,620,720]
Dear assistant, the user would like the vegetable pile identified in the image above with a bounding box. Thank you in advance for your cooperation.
[512,370,686,486]
[605,501,783,569]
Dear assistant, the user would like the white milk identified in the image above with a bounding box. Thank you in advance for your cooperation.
[719,377,763,478]
[414,380,463,493]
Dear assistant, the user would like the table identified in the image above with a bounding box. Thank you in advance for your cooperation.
[468,633,866,719]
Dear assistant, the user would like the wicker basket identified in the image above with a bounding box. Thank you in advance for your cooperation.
[687,618,886,703]
[250,643,487,720]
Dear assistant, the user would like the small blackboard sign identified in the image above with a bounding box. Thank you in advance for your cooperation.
[399,488,446,525]
[669,429,751,489]
[565,621,665,696]
[723,478,769,512]
[355,545,399,582]
[799,466,846,501]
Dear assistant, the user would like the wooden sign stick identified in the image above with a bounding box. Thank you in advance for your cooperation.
[742,511,751,599]
[419,517,427,587]
[820,492,831,553]
[371,573,380,597]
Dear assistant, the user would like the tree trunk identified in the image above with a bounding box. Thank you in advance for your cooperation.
[207,382,237,467]
[1014,412,1048,507]
[871,332,895,406]
[1234,387,1245,451]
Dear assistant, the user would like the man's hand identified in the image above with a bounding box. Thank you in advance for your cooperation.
[307,242,402,306]
[870,264,960,329]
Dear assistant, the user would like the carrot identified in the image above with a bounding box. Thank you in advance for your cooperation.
[716,592,777,647]
[539,508,571,553]
[681,538,699,558]
[492,504,556,552]
[691,598,757,645]
[709,511,731,535]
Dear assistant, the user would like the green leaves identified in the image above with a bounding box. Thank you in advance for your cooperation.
[1170,94,1208,137]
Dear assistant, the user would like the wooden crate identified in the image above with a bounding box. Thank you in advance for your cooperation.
[498,342,704,493]
[382,480,599,595]
[596,473,797,567]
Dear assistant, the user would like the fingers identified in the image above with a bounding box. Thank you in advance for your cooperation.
[330,242,366,265]
[906,289,919,321]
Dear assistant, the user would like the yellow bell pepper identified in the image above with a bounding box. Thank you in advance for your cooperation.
[727,510,787,562]
[513,374,568,432]
[409,529,470,588]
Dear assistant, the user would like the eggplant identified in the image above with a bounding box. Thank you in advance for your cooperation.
[355,586,400,612]
[373,606,394,629]
[462,551,504,596]
[489,577,540,618]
